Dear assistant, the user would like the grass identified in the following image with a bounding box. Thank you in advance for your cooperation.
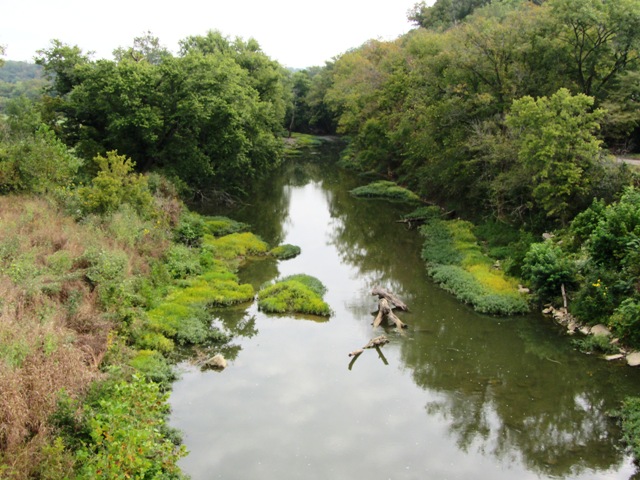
[257,274,331,317]
[350,180,421,203]
[420,219,529,315]
[283,133,326,156]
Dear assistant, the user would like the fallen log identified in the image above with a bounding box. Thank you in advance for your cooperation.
[348,335,389,357]
[371,286,408,311]
[373,298,407,329]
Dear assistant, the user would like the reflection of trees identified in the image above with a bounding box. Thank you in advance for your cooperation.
[307,152,640,477]
[402,314,640,477]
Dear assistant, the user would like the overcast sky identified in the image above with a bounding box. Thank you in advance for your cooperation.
[1,0,421,68]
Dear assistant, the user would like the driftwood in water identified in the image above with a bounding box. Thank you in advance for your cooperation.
[371,286,408,311]
[348,335,389,357]
[373,298,407,329]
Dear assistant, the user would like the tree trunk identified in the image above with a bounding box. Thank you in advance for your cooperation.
[373,298,407,329]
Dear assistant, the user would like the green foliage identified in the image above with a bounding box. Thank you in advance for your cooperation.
[0,98,82,193]
[129,350,176,386]
[258,275,331,316]
[428,264,530,315]
[616,397,640,460]
[420,219,529,315]
[571,334,619,355]
[269,244,301,260]
[521,241,576,301]
[173,211,206,247]
[164,244,202,279]
[77,151,153,216]
[350,180,421,203]
[506,88,605,224]
[202,232,268,260]
[75,375,186,479]
[609,299,640,347]
[204,216,250,236]
[403,206,442,223]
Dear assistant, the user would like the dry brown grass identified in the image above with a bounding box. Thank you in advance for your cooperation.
[0,196,122,477]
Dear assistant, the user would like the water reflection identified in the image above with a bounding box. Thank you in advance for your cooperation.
[173,143,640,480]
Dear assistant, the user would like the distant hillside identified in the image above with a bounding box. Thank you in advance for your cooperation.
[0,60,47,109]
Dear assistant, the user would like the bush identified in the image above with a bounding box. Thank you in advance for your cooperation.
[173,211,206,247]
[609,298,640,348]
[76,151,153,216]
[616,397,640,460]
[75,376,187,479]
[571,335,619,355]
[521,241,576,301]
[164,244,202,279]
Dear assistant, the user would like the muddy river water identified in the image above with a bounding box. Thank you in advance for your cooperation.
[170,144,640,479]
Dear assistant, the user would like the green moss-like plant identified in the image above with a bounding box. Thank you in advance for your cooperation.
[269,244,301,260]
[202,232,268,260]
[204,216,250,237]
[350,180,421,203]
[258,275,331,317]
[420,219,529,315]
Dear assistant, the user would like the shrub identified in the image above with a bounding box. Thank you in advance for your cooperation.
[76,151,153,216]
[173,211,206,247]
[521,241,576,301]
[75,376,187,479]
[571,335,619,355]
[616,397,640,460]
[129,350,176,386]
[270,244,301,260]
[609,298,640,348]
[350,180,421,203]
[164,244,202,279]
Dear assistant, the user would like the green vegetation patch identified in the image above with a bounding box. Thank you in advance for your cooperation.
[258,274,331,317]
[420,219,529,315]
[283,133,325,156]
[202,232,269,260]
[350,181,421,203]
[269,244,301,260]
[616,397,640,460]
[204,216,250,236]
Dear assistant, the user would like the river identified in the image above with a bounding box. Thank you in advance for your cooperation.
[170,141,640,480]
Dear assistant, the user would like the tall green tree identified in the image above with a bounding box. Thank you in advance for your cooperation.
[506,88,605,224]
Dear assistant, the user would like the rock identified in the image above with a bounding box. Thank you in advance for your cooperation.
[542,232,555,240]
[590,324,611,337]
[517,284,530,294]
[566,320,578,333]
[542,306,554,315]
[578,326,591,336]
[626,352,640,367]
[605,354,624,361]
[205,354,227,370]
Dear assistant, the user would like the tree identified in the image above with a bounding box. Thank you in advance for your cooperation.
[35,40,92,96]
[506,88,605,224]
[548,0,640,99]
[113,31,171,65]
[409,0,491,30]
